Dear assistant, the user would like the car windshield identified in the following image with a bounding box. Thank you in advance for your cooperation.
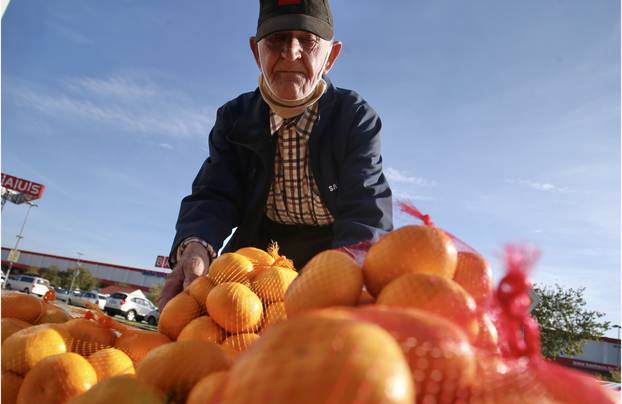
[98,294,107,299]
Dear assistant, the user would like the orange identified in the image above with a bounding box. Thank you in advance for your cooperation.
[363,225,458,296]
[261,301,287,331]
[222,313,414,404]
[251,266,297,303]
[136,340,231,403]
[35,303,72,324]
[453,251,493,307]
[206,282,263,333]
[186,276,216,312]
[177,316,226,344]
[284,250,362,316]
[337,306,477,404]
[67,374,166,404]
[2,324,68,375]
[114,330,172,363]
[207,253,253,285]
[377,272,479,339]
[187,371,229,404]
[1,293,43,324]
[63,318,117,356]
[1,318,31,344]
[236,247,275,266]
[221,333,260,358]
[87,347,135,381]
[2,371,23,404]
[158,292,202,340]
[16,352,97,404]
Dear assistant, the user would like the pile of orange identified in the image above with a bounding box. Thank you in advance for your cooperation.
[157,243,298,360]
[5,224,611,404]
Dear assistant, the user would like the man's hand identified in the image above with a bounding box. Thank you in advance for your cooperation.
[158,243,211,311]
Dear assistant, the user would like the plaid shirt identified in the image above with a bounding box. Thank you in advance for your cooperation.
[265,102,335,226]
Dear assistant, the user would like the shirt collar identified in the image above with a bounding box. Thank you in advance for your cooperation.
[269,101,319,135]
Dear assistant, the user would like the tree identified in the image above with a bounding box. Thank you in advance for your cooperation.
[59,267,97,291]
[532,284,610,359]
[146,283,163,307]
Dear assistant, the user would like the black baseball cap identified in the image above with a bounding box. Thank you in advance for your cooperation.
[256,0,334,41]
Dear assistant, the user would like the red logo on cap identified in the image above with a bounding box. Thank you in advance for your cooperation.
[278,0,302,5]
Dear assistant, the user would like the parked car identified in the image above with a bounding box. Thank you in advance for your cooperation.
[5,275,50,296]
[104,292,157,322]
[144,309,160,326]
[68,291,102,309]
[54,287,71,302]
[96,294,109,310]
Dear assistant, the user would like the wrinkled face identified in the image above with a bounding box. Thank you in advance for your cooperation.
[250,30,342,100]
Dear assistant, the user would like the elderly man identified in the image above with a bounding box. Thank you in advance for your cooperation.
[159,0,392,309]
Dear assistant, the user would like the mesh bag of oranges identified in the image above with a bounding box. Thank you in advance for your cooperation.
[2,202,619,404]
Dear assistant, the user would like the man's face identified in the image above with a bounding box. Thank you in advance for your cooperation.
[250,31,342,100]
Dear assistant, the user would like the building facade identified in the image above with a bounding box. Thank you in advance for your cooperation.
[1,247,170,292]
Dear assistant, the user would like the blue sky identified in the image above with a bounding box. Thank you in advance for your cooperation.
[2,1,619,335]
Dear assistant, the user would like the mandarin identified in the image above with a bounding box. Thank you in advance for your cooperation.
[16,352,97,404]
[335,306,477,404]
[177,316,226,344]
[236,247,275,266]
[114,329,172,363]
[1,318,31,344]
[187,371,229,404]
[377,272,479,339]
[207,253,253,285]
[284,250,362,316]
[261,301,287,331]
[251,266,297,303]
[222,313,414,404]
[186,276,216,312]
[158,292,202,340]
[136,340,231,403]
[87,347,135,381]
[1,293,42,324]
[2,324,68,375]
[453,251,493,307]
[67,374,166,404]
[363,225,458,296]
[206,282,263,333]
[221,333,260,358]
[63,318,117,356]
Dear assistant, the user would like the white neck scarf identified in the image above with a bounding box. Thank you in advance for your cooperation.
[258,74,327,119]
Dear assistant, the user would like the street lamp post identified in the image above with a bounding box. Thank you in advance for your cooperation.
[3,202,38,286]
[613,325,621,340]
[69,252,83,292]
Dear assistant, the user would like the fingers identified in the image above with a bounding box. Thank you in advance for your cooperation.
[182,256,209,289]
[181,243,211,289]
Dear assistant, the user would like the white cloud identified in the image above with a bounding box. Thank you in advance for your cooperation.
[159,143,173,150]
[385,167,437,186]
[10,76,214,139]
[506,179,574,193]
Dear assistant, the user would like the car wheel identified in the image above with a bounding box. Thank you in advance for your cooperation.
[147,316,157,326]
[125,310,137,322]
[68,299,72,305]
[23,288,30,294]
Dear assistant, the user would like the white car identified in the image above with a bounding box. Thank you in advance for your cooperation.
[5,275,50,296]
[68,291,104,309]
[104,292,157,322]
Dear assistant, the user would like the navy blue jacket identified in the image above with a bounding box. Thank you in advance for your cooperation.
[170,78,392,258]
